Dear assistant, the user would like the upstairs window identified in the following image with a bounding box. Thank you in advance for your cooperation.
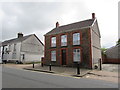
[61,35,67,46]
[51,37,56,47]
[51,50,56,61]
[73,33,80,45]
[14,44,16,51]
[8,45,11,51]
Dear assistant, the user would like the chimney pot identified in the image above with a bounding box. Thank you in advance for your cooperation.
[56,22,59,28]
[18,33,23,38]
[92,13,95,19]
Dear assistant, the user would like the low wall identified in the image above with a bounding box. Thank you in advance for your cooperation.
[102,58,120,64]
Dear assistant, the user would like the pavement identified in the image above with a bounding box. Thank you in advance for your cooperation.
[84,70,119,83]
[2,63,119,83]
[23,64,91,77]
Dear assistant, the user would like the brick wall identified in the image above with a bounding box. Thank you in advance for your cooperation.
[44,28,92,68]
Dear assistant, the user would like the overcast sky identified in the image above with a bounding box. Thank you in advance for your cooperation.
[0,0,119,48]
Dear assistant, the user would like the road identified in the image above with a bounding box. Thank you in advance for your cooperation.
[2,66,118,88]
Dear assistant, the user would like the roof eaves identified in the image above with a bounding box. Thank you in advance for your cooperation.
[45,26,91,36]
[91,18,96,27]
[33,34,44,46]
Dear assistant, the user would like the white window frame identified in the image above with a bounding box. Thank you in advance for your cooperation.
[14,44,16,51]
[51,50,56,61]
[51,37,56,47]
[73,49,81,62]
[73,33,80,45]
[8,45,11,51]
[61,35,67,46]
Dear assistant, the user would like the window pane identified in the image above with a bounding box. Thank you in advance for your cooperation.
[61,35,67,46]
[51,51,56,61]
[14,44,16,51]
[51,37,56,47]
[73,49,80,62]
[73,33,80,45]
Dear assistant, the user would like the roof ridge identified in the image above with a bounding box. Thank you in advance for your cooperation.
[45,18,95,36]
[2,34,34,46]
[3,34,33,42]
[54,18,94,30]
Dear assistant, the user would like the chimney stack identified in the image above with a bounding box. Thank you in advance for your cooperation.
[56,22,59,28]
[92,13,95,19]
[18,33,23,38]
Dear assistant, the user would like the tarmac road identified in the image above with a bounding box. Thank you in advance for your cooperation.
[2,66,118,88]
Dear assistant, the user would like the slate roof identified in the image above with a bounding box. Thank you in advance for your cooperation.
[45,18,95,36]
[2,34,33,46]
[2,34,44,46]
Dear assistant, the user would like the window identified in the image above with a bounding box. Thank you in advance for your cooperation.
[12,52,16,59]
[61,35,67,46]
[73,33,80,45]
[23,54,25,60]
[51,50,56,61]
[73,49,80,62]
[8,45,11,51]
[51,37,56,47]
[14,44,16,51]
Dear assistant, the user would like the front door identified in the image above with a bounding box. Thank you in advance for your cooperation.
[21,54,25,62]
[61,49,66,65]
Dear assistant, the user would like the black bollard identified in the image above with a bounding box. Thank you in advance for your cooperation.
[77,63,80,75]
[49,64,51,71]
[41,62,43,67]
[41,57,44,67]
[33,63,34,68]
[5,60,6,64]
[99,59,102,70]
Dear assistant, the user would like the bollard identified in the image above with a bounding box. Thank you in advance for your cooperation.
[33,63,34,68]
[99,59,102,70]
[77,63,80,74]
[41,59,44,67]
[5,60,6,64]
[41,57,44,67]
[49,64,51,71]
[41,62,43,67]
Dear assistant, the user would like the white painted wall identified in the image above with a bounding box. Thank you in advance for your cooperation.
[2,35,44,63]
[21,35,44,62]
[2,42,21,61]
[91,20,101,68]
[2,45,8,60]
[22,52,43,62]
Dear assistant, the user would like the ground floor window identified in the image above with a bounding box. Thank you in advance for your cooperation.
[73,49,80,62]
[51,50,56,61]
[12,52,16,59]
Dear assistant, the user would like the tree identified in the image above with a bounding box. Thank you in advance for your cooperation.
[101,48,107,54]
[116,38,120,45]
[101,48,107,59]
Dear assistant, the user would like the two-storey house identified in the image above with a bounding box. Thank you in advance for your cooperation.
[1,33,44,63]
[44,13,101,69]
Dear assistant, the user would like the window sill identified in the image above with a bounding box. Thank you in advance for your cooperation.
[61,46,67,48]
[72,45,81,46]
[51,61,56,62]
[50,47,57,48]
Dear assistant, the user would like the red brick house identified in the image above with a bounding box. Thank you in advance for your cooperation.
[44,13,101,69]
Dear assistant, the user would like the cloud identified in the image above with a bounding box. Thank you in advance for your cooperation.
[0,1,118,48]
[1,2,89,42]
